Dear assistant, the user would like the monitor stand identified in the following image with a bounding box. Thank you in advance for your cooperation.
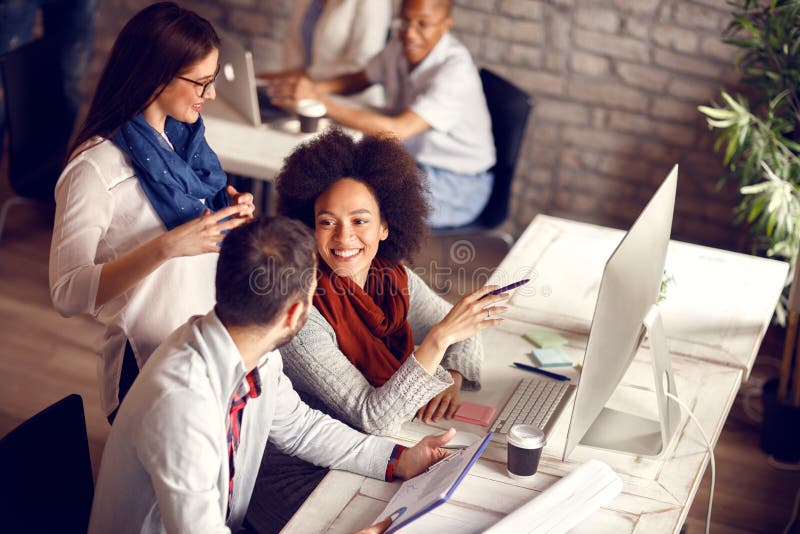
[579,305,681,456]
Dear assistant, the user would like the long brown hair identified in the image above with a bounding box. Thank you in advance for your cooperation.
[69,2,219,158]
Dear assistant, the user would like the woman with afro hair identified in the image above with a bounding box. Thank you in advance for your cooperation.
[246,128,505,531]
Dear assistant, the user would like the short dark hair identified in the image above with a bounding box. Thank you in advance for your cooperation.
[401,0,453,16]
[275,128,430,263]
[215,216,317,328]
[70,2,220,156]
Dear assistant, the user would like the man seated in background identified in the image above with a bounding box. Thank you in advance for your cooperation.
[269,0,495,229]
[88,216,456,534]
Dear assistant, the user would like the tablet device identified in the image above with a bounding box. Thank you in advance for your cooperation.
[376,433,493,533]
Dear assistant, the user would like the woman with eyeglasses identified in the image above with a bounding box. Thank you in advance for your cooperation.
[49,2,254,423]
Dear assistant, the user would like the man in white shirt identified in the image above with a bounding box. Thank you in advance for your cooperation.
[269,0,495,228]
[88,216,456,534]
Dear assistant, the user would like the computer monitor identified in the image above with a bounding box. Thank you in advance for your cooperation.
[562,165,681,460]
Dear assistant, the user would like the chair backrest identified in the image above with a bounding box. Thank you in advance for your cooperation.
[475,68,533,229]
[0,394,94,534]
[1,38,73,201]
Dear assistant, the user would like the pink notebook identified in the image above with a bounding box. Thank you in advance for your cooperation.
[453,402,496,427]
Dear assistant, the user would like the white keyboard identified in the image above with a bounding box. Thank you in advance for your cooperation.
[483,459,623,534]
[490,377,575,434]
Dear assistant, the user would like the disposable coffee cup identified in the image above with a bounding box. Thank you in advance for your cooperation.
[296,99,327,133]
[506,424,546,479]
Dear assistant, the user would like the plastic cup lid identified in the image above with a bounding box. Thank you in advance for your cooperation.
[507,424,546,449]
[296,99,327,117]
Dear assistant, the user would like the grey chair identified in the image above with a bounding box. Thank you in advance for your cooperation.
[0,394,94,533]
[432,68,533,249]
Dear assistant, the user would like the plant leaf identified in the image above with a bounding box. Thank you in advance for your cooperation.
[724,134,740,165]
[698,105,739,120]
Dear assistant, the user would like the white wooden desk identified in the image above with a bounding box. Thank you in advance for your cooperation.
[203,95,365,182]
[499,215,788,381]
[202,98,319,181]
[202,97,361,213]
[284,215,787,533]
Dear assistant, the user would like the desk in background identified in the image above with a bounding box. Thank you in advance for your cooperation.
[284,214,787,534]
[202,94,367,181]
[203,97,362,214]
[202,98,309,182]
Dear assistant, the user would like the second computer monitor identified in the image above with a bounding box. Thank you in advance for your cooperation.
[563,165,681,460]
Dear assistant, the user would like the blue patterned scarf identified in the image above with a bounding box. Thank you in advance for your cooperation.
[111,114,229,230]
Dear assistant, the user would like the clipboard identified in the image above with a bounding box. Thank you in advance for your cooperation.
[376,433,493,533]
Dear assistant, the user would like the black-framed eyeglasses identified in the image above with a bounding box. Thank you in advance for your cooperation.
[391,16,448,33]
[175,64,220,98]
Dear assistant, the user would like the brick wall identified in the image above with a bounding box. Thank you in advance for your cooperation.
[90,0,744,249]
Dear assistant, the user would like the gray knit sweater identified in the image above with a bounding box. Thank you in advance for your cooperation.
[280,265,483,436]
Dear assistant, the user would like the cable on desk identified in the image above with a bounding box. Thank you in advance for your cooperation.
[665,392,715,534]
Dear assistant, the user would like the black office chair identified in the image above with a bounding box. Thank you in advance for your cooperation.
[433,68,533,249]
[0,38,74,241]
[0,394,95,533]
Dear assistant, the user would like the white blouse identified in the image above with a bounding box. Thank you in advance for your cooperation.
[49,138,218,416]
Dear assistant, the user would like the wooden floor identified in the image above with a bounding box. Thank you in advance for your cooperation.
[0,202,798,533]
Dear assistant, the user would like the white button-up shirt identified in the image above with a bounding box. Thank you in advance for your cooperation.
[88,311,396,533]
[49,138,218,415]
[365,32,495,175]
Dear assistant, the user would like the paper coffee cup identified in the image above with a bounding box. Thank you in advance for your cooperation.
[296,99,327,133]
[506,424,546,479]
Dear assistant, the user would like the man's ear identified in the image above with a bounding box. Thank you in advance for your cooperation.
[284,300,305,332]
[443,16,454,32]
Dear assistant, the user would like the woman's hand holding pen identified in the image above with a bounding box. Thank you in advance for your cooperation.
[414,286,508,375]
[437,285,509,344]
[158,204,250,258]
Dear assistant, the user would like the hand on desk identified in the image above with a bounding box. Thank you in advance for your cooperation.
[266,73,318,110]
[417,370,462,423]
[256,67,305,82]
[394,428,456,480]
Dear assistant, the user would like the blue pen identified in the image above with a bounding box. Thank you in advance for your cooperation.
[513,362,571,381]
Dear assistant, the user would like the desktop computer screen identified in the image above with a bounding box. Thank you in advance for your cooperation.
[562,165,681,460]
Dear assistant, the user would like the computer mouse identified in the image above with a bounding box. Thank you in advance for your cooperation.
[441,430,482,449]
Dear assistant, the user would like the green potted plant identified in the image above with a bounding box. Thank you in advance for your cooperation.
[698,0,800,324]
[699,0,800,463]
